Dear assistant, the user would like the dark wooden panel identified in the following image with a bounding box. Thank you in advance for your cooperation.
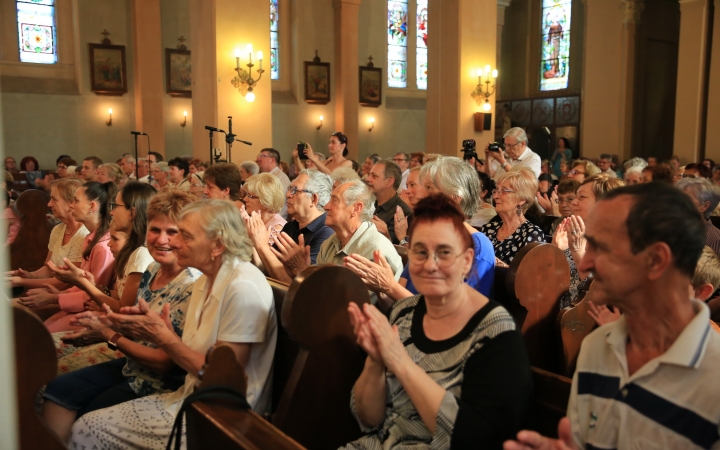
[9,189,52,272]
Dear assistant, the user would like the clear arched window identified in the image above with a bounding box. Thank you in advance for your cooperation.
[17,0,57,64]
[540,0,571,91]
[270,0,279,80]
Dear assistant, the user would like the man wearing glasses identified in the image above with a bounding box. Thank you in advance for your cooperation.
[256,148,290,217]
[392,152,411,192]
[483,127,541,181]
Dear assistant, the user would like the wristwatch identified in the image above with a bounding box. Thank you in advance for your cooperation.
[399,237,409,246]
[107,332,123,351]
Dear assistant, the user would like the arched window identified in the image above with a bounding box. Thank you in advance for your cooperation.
[387,0,427,90]
[416,0,427,90]
[17,0,58,64]
[540,0,571,91]
[270,0,279,80]
[388,0,408,88]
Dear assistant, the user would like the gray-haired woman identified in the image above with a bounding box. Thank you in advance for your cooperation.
[69,199,277,449]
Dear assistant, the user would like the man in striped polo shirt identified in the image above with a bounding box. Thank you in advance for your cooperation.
[505,182,720,450]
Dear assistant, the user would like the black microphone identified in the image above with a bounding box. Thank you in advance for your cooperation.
[130,131,147,136]
[204,126,226,133]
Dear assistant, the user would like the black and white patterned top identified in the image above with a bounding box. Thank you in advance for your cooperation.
[479,219,545,264]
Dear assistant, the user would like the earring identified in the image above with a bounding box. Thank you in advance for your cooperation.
[211,256,215,262]
[516,205,522,217]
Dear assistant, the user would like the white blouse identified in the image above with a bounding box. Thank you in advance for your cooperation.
[47,223,90,266]
[115,246,154,298]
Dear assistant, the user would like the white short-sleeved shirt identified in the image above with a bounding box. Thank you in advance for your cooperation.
[489,146,542,180]
[115,246,154,298]
[164,257,277,415]
[47,223,90,266]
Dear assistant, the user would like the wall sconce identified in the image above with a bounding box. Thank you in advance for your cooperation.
[368,117,375,132]
[106,108,113,126]
[471,65,497,112]
[316,115,323,130]
[231,44,265,102]
[181,110,188,127]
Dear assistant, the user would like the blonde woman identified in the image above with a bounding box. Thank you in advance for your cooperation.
[478,168,544,265]
[568,159,601,183]
[241,173,287,244]
[97,163,125,187]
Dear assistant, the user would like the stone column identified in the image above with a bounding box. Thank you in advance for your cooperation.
[617,0,644,161]
[704,1,720,161]
[130,0,166,157]
[496,0,511,100]
[425,0,497,155]
[580,0,625,159]
[673,0,710,163]
[333,0,361,161]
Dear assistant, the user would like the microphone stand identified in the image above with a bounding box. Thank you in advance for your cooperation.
[134,133,139,179]
[224,116,252,164]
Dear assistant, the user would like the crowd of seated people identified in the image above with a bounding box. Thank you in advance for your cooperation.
[5,130,720,449]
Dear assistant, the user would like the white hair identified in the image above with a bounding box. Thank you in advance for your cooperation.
[419,157,481,217]
[178,199,253,262]
[339,179,375,222]
[623,157,648,170]
[503,127,528,144]
[300,169,333,210]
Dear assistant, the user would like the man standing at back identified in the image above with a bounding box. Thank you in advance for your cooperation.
[483,127,541,180]
[505,182,720,450]
[257,148,290,217]
[392,152,411,191]
[119,155,136,180]
[365,160,411,244]
[79,157,102,182]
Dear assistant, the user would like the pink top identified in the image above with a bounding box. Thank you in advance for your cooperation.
[4,207,20,245]
[45,231,116,333]
[266,213,287,245]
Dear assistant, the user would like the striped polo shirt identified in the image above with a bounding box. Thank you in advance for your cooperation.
[568,300,720,449]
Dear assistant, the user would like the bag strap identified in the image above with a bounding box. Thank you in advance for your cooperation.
[166,385,251,450]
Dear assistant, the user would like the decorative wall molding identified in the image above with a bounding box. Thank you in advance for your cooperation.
[621,0,645,24]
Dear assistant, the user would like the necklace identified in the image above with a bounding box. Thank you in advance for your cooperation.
[64,222,81,235]
[497,220,525,241]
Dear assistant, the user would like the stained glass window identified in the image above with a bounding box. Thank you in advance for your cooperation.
[270,0,279,80]
[388,0,408,88]
[540,0,571,91]
[416,0,428,90]
[17,0,57,64]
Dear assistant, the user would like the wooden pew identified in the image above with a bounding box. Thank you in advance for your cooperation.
[187,345,304,450]
[557,278,598,377]
[530,367,572,438]
[393,244,408,267]
[502,243,570,373]
[273,264,369,449]
[11,172,31,192]
[266,278,298,414]
[13,305,66,450]
[9,189,52,272]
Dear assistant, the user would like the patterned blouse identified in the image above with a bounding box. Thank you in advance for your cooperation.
[478,219,545,264]
[123,263,201,396]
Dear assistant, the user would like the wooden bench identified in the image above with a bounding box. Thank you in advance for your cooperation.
[9,189,52,272]
[393,244,408,267]
[557,277,598,376]
[13,305,66,450]
[530,367,572,438]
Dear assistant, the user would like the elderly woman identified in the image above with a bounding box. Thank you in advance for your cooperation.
[344,194,532,449]
[676,177,720,256]
[624,165,643,185]
[241,173,287,244]
[239,160,259,185]
[187,173,204,197]
[478,168,544,265]
[202,162,244,210]
[97,163,125,186]
[553,174,624,306]
[345,157,496,304]
[568,159,601,183]
[547,179,580,235]
[68,199,277,449]
[39,190,201,442]
[150,162,170,190]
[8,178,89,291]
[397,166,421,215]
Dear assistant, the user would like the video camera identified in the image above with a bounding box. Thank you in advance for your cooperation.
[462,139,478,161]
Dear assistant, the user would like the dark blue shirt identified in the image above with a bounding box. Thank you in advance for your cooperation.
[277,212,335,264]
[401,232,495,297]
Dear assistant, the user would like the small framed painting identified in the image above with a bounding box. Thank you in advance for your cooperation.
[88,43,127,96]
[304,59,331,104]
[359,65,382,107]
[165,48,192,97]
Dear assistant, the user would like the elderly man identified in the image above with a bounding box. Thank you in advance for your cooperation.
[392,152,411,191]
[79,156,102,182]
[676,177,720,256]
[167,157,190,190]
[119,155,136,180]
[257,148,290,217]
[505,182,720,450]
[247,169,335,283]
[484,127,541,180]
[365,160,412,244]
[137,158,150,183]
[239,160,260,186]
[597,153,618,178]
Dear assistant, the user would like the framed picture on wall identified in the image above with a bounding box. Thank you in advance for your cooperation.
[359,64,382,107]
[165,48,192,97]
[304,53,330,104]
[88,43,127,96]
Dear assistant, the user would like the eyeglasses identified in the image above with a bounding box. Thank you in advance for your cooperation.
[503,142,522,150]
[286,185,313,196]
[243,192,259,200]
[408,248,462,268]
[492,188,515,196]
[256,154,271,159]
[555,196,576,204]
[110,201,128,211]
[569,169,586,176]
[392,158,407,163]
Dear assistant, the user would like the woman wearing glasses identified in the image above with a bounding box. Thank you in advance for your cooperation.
[568,159,601,183]
[45,182,157,332]
[478,168,544,266]
[240,173,286,245]
[345,194,532,449]
[547,179,581,235]
[293,131,353,176]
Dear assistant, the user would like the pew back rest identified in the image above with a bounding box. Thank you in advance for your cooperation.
[394,244,408,267]
[266,278,297,413]
[11,172,30,192]
[530,366,572,438]
[275,264,369,449]
[10,189,52,271]
[506,242,570,373]
[13,305,66,450]
[558,278,598,376]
